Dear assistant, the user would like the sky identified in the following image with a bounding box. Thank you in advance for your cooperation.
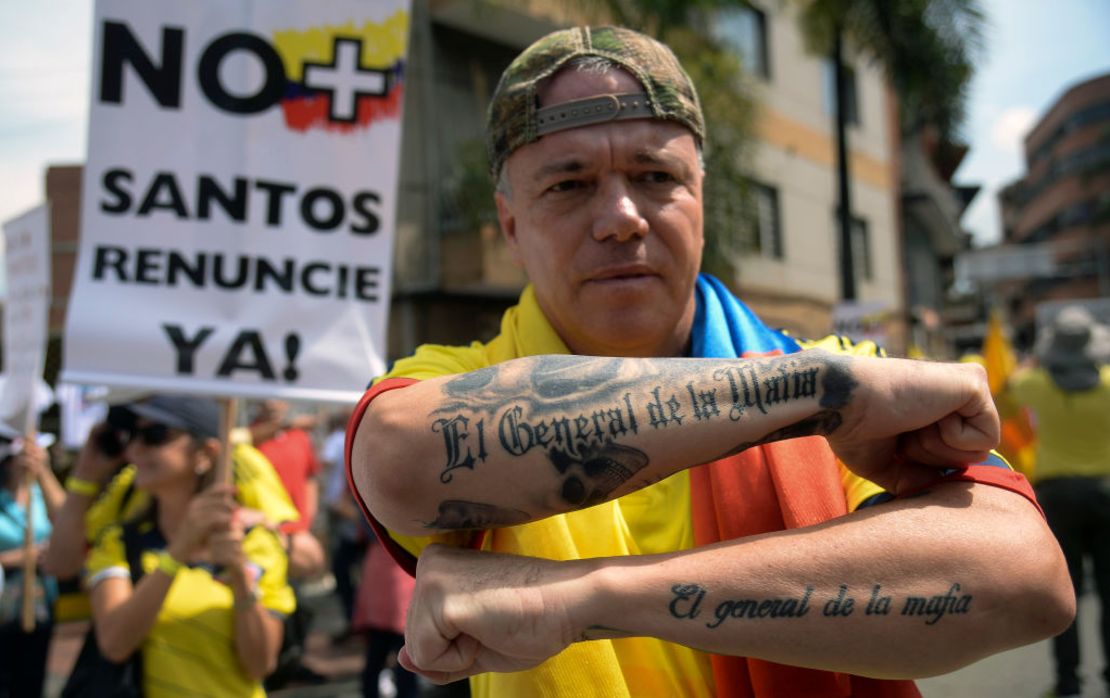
[954,0,1110,247]
[1,0,1109,291]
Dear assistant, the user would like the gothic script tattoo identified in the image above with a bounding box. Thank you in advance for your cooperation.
[428,351,858,514]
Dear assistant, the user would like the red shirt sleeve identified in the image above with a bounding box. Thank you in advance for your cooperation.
[344,378,487,576]
[345,378,421,575]
[899,453,1044,517]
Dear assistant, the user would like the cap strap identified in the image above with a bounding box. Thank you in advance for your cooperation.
[535,92,655,136]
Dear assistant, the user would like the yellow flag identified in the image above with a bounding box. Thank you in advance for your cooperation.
[981,310,1016,396]
[979,310,1036,477]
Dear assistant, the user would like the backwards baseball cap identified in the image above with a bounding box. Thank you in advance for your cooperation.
[126,394,221,441]
[486,25,705,180]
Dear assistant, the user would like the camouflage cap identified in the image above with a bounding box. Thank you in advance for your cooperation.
[486,25,705,181]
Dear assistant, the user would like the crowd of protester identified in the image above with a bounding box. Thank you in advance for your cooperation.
[0,394,431,698]
[0,303,1104,697]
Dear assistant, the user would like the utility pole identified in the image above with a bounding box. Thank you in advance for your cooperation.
[832,27,856,301]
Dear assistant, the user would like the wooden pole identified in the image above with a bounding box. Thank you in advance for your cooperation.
[20,410,38,632]
[216,397,238,486]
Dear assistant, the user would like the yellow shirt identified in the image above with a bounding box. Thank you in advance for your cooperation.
[86,522,295,698]
[373,285,884,698]
[1009,366,1110,480]
[85,443,301,544]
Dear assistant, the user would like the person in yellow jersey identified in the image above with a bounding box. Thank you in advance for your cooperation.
[1009,305,1110,698]
[83,394,293,696]
[347,26,1074,698]
[44,403,301,582]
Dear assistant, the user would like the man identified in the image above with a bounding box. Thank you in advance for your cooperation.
[1009,306,1110,698]
[347,26,1073,697]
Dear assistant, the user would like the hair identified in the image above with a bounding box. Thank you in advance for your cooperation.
[0,445,13,493]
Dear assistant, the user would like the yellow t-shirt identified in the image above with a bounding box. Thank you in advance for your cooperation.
[371,285,885,698]
[85,443,300,544]
[86,521,295,698]
[1009,365,1110,481]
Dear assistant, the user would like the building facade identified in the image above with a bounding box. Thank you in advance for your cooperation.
[715,0,905,348]
[995,71,1110,346]
[40,0,913,372]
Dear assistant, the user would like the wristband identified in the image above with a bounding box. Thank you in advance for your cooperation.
[156,551,185,577]
[65,476,101,497]
[234,584,262,611]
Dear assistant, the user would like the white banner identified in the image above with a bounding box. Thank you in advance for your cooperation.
[63,0,411,403]
[832,300,894,347]
[2,205,52,430]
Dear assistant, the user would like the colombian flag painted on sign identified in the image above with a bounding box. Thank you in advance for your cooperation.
[271,11,408,133]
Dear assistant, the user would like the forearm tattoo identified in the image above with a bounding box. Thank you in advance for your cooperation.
[425,352,857,528]
[668,582,973,629]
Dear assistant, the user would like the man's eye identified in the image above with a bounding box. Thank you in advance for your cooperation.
[548,179,584,193]
[641,171,676,184]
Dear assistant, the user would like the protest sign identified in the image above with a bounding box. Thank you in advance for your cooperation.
[2,205,51,428]
[63,0,411,403]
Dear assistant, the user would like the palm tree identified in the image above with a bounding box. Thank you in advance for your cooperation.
[797,0,986,300]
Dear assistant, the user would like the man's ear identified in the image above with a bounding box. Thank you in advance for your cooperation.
[495,191,524,267]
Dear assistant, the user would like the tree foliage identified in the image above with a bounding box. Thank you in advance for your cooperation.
[797,0,986,140]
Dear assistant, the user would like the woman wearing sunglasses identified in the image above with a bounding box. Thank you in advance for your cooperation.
[84,395,294,697]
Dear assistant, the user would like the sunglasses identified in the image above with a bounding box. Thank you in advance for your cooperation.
[131,422,187,447]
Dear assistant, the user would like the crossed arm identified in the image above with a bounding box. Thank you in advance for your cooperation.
[349,350,1074,681]
[354,351,999,536]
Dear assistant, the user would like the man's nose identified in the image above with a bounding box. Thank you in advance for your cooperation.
[591,178,649,242]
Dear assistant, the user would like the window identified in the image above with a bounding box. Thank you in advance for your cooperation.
[742,181,783,259]
[834,209,871,281]
[714,5,771,80]
[822,59,860,126]
[850,215,872,281]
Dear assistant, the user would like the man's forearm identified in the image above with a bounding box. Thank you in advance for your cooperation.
[355,352,855,536]
[576,483,1072,678]
[401,483,1073,683]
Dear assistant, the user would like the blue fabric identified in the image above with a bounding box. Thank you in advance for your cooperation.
[0,486,52,551]
[0,486,58,606]
[690,273,801,359]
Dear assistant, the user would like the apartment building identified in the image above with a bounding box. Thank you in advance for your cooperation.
[995,71,1110,345]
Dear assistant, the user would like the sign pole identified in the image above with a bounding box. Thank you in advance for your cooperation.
[217,397,238,486]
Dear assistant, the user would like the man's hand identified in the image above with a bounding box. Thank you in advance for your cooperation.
[828,358,999,494]
[399,545,591,684]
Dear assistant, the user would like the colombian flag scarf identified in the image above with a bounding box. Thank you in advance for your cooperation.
[687,275,919,697]
[351,274,920,697]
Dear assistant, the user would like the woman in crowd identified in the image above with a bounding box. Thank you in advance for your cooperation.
[85,394,294,696]
[0,427,63,697]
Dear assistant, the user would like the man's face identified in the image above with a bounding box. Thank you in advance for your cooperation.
[496,67,704,358]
